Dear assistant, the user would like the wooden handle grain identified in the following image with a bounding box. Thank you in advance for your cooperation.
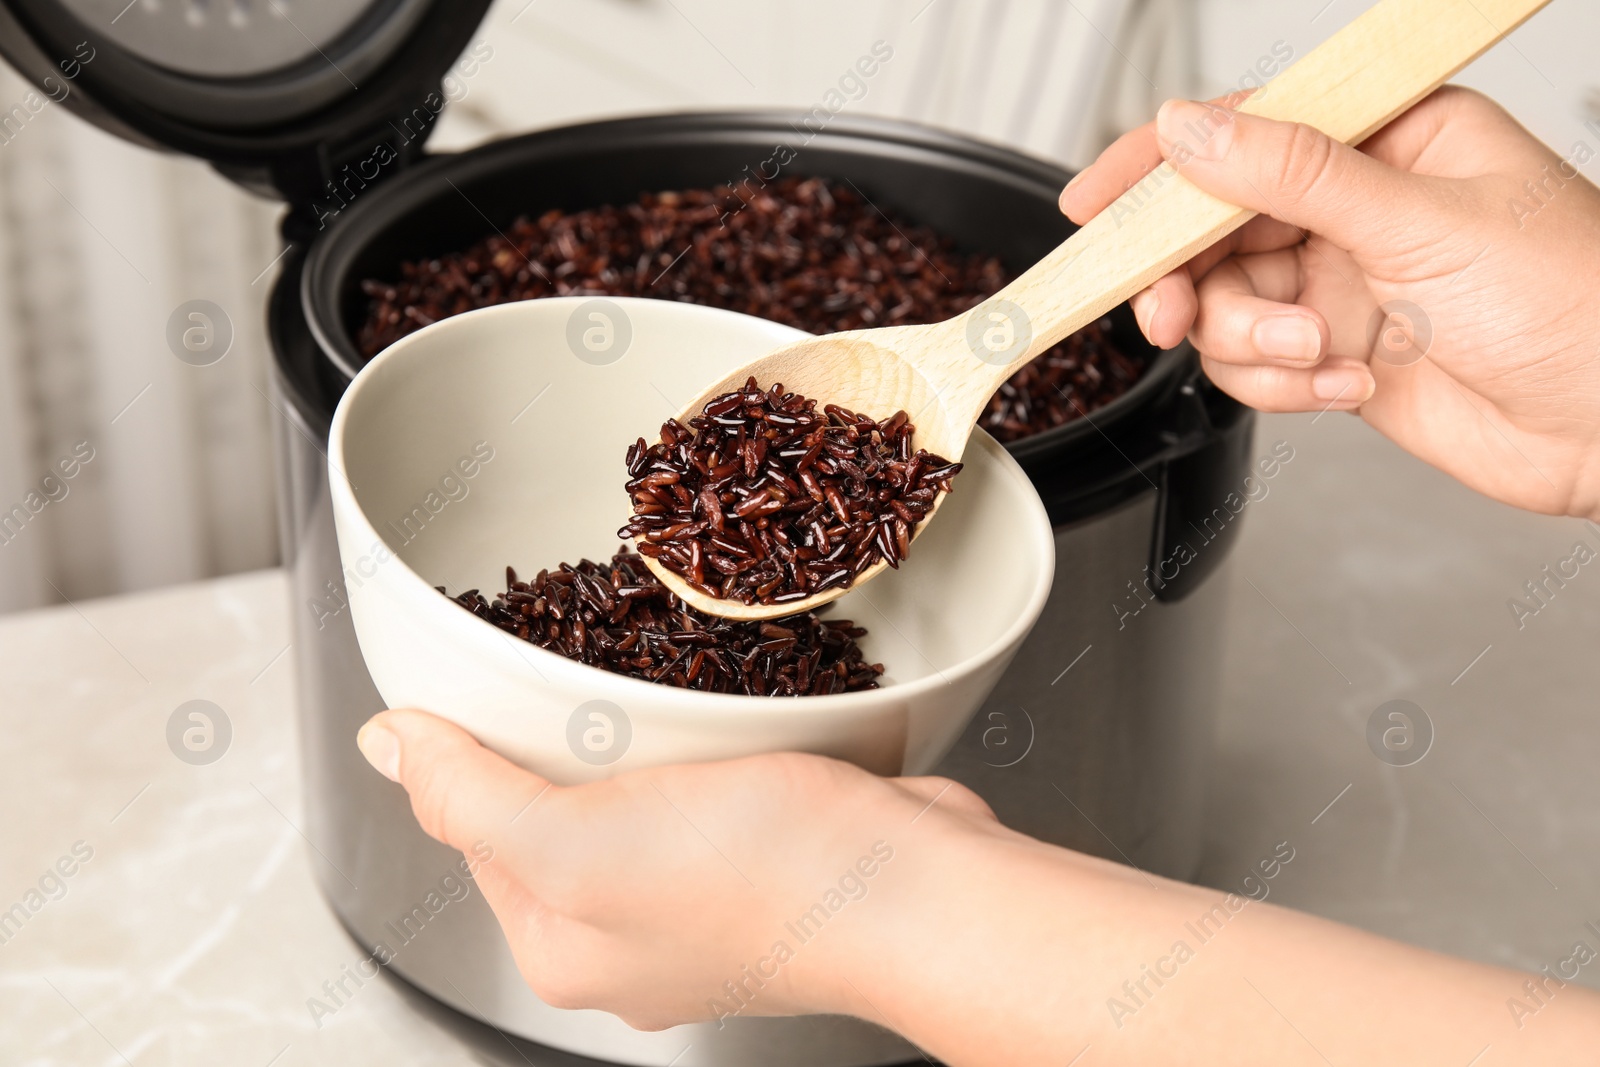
[947,0,1552,412]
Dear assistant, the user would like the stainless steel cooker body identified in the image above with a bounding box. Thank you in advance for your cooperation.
[270,113,1253,1065]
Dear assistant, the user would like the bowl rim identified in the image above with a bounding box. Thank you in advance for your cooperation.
[328,296,1056,716]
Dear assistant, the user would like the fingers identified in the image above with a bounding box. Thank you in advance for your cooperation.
[1060,122,1163,224]
[357,708,555,859]
[1153,99,1437,254]
[1187,241,1368,408]
[1199,354,1373,413]
[1129,271,1199,350]
[1183,213,1308,279]
[1060,90,1254,224]
[1064,97,1324,353]
[471,862,608,1013]
[893,776,999,823]
[1186,252,1329,368]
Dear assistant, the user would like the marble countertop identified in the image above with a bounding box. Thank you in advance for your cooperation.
[3,410,1597,1065]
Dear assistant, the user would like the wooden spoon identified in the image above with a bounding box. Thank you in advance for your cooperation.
[635,0,1552,620]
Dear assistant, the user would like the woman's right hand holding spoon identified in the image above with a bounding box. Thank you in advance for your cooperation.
[1062,87,1600,521]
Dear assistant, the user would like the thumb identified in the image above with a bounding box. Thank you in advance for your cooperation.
[357,708,554,858]
[1155,98,1429,252]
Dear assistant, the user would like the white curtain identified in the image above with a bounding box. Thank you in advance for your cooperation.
[0,63,284,613]
[436,0,1192,164]
[0,0,1194,614]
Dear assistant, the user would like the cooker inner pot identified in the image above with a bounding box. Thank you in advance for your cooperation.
[307,114,1181,456]
[355,174,1147,444]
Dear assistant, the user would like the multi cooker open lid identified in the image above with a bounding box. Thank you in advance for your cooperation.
[0,0,490,205]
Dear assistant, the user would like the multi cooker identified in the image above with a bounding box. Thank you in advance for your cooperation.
[0,4,1250,1063]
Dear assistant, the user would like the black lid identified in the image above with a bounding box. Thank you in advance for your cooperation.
[0,0,490,208]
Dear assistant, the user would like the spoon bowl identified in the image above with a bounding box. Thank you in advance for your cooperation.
[635,324,968,619]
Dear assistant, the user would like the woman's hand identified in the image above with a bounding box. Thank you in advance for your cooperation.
[1061,87,1600,520]
[358,708,1600,1065]
[354,707,1004,1032]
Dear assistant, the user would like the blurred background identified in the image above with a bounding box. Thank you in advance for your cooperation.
[3,2,1600,1064]
[1,0,1595,613]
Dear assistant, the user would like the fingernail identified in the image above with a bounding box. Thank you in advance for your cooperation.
[357,722,401,782]
[1131,288,1161,337]
[1156,99,1235,163]
[1059,171,1089,213]
[1252,315,1322,363]
[1312,364,1376,404]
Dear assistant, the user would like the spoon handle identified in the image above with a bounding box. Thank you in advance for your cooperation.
[942,0,1552,411]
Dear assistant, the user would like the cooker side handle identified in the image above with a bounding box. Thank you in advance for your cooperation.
[1149,371,1256,603]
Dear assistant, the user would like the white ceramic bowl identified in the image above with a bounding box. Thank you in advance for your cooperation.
[328,297,1054,783]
